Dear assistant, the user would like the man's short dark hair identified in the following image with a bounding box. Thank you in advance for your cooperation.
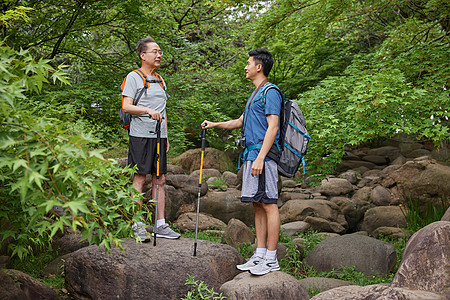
[137,36,156,60]
[248,48,273,77]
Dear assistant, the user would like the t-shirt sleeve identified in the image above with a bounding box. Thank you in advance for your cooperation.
[122,73,138,99]
[265,88,282,116]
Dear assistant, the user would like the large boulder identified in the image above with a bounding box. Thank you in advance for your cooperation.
[318,178,354,196]
[391,221,450,298]
[304,234,397,276]
[65,238,244,300]
[219,271,310,300]
[396,161,450,212]
[360,206,407,236]
[310,284,443,300]
[171,148,234,174]
[279,200,348,234]
[199,189,255,226]
[2,269,59,300]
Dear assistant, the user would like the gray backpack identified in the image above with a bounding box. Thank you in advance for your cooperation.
[261,84,311,177]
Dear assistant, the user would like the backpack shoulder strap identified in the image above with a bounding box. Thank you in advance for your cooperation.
[134,69,150,88]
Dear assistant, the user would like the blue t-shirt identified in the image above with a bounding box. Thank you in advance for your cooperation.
[243,83,282,161]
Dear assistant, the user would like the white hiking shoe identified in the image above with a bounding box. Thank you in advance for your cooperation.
[249,257,280,276]
[131,222,151,243]
[236,254,264,271]
[152,224,181,239]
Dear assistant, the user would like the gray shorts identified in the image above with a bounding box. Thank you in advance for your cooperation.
[241,160,278,204]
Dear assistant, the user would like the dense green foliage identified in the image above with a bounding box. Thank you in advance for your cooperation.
[1,0,449,258]
[0,45,147,258]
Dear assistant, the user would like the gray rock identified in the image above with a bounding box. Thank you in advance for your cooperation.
[279,200,348,232]
[310,284,444,300]
[190,168,221,181]
[54,233,89,256]
[330,197,370,231]
[174,212,226,232]
[305,234,397,276]
[360,206,407,236]
[65,238,244,300]
[4,269,59,300]
[318,178,354,196]
[281,221,310,236]
[0,269,27,299]
[304,216,347,234]
[298,277,355,293]
[368,146,401,162]
[165,174,208,196]
[222,218,254,248]
[390,155,407,165]
[371,226,407,239]
[42,253,72,277]
[338,170,358,185]
[405,148,432,158]
[370,185,392,206]
[171,147,234,173]
[166,164,186,175]
[353,186,372,202]
[199,189,255,226]
[222,171,238,187]
[220,271,310,300]
[442,208,450,222]
[337,160,375,173]
[362,155,388,165]
[392,221,450,298]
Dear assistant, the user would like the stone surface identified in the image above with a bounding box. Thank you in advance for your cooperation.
[199,189,255,226]
[442,208,450,222]
[330,197,370,231]
[171,147,234,173]
[310,284,444,300]
[65,238,244,300]
[219,271,310,300]
[281,221,311,236]
[190,168,221,181]
[222,171,238,187]
[174,212,226,232]
[318,178,354,196]
[391,221,450,298]
[54,233,89,256]
[0,269,27,300]
[360,206,407,236]
[305,234,397,276]
[371,226,406,239]
[279,200,348,233]
[3,269,59,300]
[222,218,255,248]
[370,185,392,206]
[298,277,355,293]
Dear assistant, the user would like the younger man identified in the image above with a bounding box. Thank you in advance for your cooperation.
[202,49,282,275]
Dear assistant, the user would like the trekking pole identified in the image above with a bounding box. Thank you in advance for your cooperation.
[153,120,161,247]
[193,125,207,256]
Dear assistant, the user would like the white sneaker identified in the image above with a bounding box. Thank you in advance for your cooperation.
[131,222,151,243]
[249,257,280,276]
[236,254,264,271]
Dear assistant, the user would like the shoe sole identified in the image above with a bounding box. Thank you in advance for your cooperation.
[249,267,280,276]
[236,264,259,271]
[152,233,180,239]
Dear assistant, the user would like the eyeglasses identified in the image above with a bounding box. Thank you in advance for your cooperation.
[143,50,163,56]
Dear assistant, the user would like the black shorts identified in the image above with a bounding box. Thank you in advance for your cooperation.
[128,136,167,175]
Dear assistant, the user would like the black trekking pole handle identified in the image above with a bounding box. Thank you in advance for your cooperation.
[194,125,207,256]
